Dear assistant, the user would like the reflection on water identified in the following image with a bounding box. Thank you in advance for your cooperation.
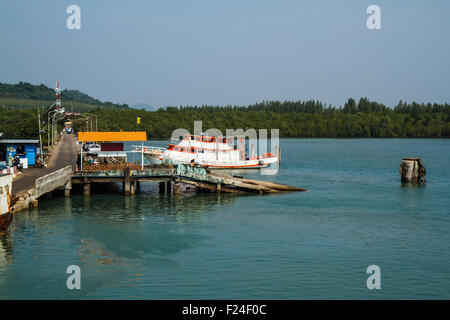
[0,186,244,299]
[0,233,13,269]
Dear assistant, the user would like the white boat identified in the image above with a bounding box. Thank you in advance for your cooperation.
[0,173,13,232]
[133,134,279,169]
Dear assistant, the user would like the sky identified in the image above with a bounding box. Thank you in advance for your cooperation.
[0,0,449,108]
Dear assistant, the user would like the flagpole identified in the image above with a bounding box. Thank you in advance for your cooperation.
[141,141,144,170]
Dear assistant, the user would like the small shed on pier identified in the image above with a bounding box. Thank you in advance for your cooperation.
[0,139,40,167]
[77,131,147,170]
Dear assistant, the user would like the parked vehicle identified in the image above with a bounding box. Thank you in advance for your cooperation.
[86,144,101,154]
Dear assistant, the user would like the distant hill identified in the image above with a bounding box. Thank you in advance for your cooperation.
[0,82,55,100]
[0,82,129,111]
[60,89,103,105]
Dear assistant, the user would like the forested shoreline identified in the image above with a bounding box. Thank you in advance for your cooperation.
[1,98,449,140]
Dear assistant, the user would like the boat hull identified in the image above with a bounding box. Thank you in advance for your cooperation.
[144,153,277,169]
[0,212,13,232]
[0,173,13,232]
[133,136,280,170]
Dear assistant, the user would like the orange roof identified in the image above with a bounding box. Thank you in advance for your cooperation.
[78,131,147,142]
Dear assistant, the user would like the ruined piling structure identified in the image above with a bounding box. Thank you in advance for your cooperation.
[399,157,426,183]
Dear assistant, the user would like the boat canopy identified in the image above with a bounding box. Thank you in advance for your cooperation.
[78,131,147,142]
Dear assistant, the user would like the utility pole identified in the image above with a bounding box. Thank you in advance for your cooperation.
[48,112,51,148]
[49,110,57,146]
[52,115,54,146]
[85,113,98,131]
[38,107,43,162]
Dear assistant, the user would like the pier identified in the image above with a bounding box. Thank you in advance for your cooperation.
[9,133,77,213]
[9,133,304,214]
[72,164,305,195]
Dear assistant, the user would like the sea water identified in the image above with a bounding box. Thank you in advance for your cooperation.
[1,139,449,299]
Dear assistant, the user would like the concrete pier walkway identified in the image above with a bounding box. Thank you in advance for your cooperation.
[12,133,78,196]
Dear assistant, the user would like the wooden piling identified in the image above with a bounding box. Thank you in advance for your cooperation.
[278,147,281,165]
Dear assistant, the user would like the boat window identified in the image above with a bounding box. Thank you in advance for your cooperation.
[190,136,195,140]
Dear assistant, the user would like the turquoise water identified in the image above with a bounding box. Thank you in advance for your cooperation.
[1,139,449,299]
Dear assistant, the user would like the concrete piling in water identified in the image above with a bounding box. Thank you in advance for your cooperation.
[216,182,221,194]
[64,180,71,197]
[124,167,131,195]
[159,182,165,193]
[173,179,180,194]
[130,181,135,195]
[83,183,91,196]
[399,157,426,183]
[29,199,38,208]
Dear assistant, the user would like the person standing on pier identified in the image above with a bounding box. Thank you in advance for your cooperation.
[13,154,22,172]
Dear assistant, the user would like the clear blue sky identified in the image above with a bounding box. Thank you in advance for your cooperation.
[1,0,449,108]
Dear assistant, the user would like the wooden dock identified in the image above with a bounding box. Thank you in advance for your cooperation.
[72,164,305,195]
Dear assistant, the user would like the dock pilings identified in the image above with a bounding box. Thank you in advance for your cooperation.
[72,164,305,198]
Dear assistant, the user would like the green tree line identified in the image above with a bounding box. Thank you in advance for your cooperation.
[1,98,449,140]
[82,98,450,139]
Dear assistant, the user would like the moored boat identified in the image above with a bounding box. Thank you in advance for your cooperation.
[133,134,279,169]
[0,173,13,232]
